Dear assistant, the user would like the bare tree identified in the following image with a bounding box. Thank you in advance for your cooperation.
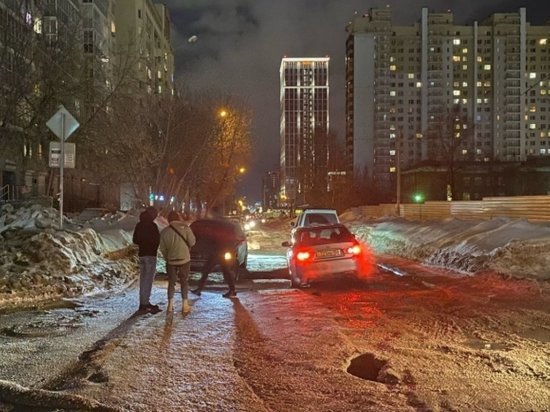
[427,105,474,200]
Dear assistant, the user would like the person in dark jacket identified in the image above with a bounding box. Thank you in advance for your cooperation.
[191,207,239,299]
[132,206,161,313]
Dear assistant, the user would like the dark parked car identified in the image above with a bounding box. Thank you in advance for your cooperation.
[189,219,248,282]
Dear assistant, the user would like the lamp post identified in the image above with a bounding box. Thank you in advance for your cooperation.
[396,132,401,216]
[413,192,425,221]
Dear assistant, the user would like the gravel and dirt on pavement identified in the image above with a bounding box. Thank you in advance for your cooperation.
[0,215,548,411]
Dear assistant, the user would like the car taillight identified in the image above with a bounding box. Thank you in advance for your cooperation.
[347,244,361,255]
[295,248,314,263]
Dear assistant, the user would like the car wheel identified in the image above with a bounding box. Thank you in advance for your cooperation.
[290,271,302,288]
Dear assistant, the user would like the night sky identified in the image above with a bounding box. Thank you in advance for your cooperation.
[163,0,550,201]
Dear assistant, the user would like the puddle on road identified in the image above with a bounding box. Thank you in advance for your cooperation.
[464,339,512,351]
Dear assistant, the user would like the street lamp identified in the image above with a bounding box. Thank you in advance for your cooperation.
[219,109,228,118]
[413,192,425,221]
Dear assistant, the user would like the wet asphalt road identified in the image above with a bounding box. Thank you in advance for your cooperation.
[0,251,289,389]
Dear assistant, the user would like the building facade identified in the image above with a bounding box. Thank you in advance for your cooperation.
[346,7,550,202]
[114,0,174,98]
[0,0,81,201]
[280,57,329,207]
[262,170,280,209]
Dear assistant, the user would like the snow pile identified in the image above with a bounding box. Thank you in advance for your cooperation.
[341,214,550,280]
[0,204,137,309]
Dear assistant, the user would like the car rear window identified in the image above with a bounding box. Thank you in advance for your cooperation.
[305,213,338,226]
[297,226,353,246]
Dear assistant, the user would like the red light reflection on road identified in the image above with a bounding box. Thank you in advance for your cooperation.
[356,242,376,279]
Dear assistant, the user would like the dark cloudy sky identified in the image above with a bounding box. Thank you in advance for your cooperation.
[162,0,550,201]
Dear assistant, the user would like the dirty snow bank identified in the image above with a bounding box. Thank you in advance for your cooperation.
[341,208,550,280]
[0,204,137,310]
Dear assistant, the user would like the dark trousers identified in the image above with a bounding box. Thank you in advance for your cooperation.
[197,254,236,292]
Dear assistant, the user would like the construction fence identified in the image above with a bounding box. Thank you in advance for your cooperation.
[354,195,550,222]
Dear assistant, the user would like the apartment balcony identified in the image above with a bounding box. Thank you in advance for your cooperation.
[505,115,521,122]
[505,80,521,88]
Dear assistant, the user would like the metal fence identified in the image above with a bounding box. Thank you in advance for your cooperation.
[354,195,550,222]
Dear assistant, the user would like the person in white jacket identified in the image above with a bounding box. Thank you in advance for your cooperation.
[159,211,196,314]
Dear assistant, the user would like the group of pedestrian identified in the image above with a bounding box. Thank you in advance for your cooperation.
[132,206,238,315]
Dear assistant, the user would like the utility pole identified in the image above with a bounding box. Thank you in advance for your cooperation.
[396,132,401,216]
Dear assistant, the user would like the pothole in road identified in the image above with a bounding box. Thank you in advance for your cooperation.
[347,353,386,382]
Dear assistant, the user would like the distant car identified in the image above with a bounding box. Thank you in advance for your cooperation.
[189,219,248,282]
[291,208,340,233]
[282,223,363,287]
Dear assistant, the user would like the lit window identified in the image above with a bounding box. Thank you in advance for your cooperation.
[389,133,396,139]
[462,149,468,155]
[539,39,548,45]
[389,150,396,156]
[416,82,422,88]
[453,98,460,104]
[484,64,491,70]
[462,98,468,104]
[541,90,547,95]
[477,81,482,87]
[390,65,396,71]
[453,90,461,96]
[541,149,547,154]
[390,91,396,96]
[541,132,547,138]
[484,81,491,87]
[416,133,423,138]
[390,56,395,62]
[529,72,537,79]
[462,65,468,70]
[529,124,536,129]
[484,98,489,103]
[530,106,537,112]
[477,98,482,103]
[454,81,460,87]
[453,39,461,45]
[462,81,468,87]
[33,18,42,34]
[408,73,414,79]
[462,48,468,54]
[389,166,396,173]
[453,56,461,62]
[477,56,482,62]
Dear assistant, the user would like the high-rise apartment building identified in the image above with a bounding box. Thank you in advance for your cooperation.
[115,0,174,97]
[280,57,329,206]
[0,0,81,200]
[262,170,280,209]
[346,7,550,200]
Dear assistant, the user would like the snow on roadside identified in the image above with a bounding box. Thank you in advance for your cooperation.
[341,209,550,280]
[0,204,138,310]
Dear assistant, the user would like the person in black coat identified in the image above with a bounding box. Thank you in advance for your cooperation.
[132,206,161,313]
[191,207,239,298]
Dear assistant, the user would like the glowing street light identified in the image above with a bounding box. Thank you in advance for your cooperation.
[238,166,246,174]
[219,109,228,118]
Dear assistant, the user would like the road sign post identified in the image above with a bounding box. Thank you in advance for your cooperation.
[46,105,79,229]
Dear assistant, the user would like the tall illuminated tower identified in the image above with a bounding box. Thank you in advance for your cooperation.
[280,57,330,206]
